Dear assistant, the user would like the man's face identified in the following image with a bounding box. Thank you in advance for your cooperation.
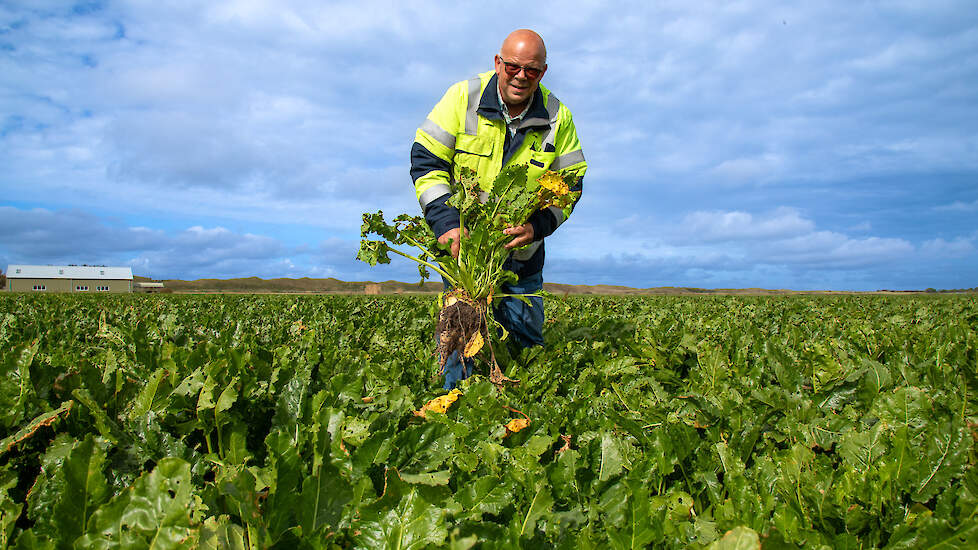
[494,47,547,110]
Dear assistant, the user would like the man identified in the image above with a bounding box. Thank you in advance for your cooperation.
[411,29,587,389]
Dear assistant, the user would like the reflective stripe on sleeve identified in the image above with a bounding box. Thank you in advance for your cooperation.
[540,92,562,150]
[548,206,567,228]
[546,92,561,119]
[551,149,585,170]
[418,182,452,208]
[510,240,542,261]
[464,77,481,135]
[420,118,455,149]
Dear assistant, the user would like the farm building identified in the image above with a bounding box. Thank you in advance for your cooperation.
[5,265,133,293]
[134,281,166,293]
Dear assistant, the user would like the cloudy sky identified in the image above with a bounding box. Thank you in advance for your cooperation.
[2,1,976,290]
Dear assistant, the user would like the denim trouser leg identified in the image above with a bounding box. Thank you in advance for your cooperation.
[439,278,475,390]
[494,270,545,349]
[439,271,544,390]
[441,349,472,390]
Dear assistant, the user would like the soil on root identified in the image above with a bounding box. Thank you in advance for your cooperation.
[435,295,486,368]
[435,292,519,388]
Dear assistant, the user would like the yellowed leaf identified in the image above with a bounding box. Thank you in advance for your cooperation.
[463,331,484,358]
[537,171,570,196]
[504,417,530,435]
[414,389,462,419]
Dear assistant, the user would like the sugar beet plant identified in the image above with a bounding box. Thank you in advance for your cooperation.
[358,165,579,380]
[0,294,976,548]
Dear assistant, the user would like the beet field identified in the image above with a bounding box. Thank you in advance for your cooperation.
[0,293,975,548]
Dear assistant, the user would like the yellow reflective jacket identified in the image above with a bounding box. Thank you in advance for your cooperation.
[410,70,586,276]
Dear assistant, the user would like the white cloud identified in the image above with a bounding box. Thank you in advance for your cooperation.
[711,153,785,182]
[546,204,924,289]
[766,232,914,267]
[2,1,977,291]
[936,199,978,212]
[680,207,814,242]
[921,236,976,257]
[0,206,304,280]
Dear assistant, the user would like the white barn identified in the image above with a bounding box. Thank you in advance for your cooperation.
[5,265,133,293]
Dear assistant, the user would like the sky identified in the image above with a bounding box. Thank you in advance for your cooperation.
[2,1,977,291]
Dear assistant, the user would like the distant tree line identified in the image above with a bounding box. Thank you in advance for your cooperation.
[0,269,5,290]
[925,287,978,293]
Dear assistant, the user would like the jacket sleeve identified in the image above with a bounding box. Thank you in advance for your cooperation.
[411,81,465,239]
[529,106,586,241]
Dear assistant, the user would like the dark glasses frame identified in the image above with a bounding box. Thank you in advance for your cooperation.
[496,56,544,79]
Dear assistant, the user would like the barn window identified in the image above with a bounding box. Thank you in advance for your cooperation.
[33,285,46,291]
[76,285,89,291]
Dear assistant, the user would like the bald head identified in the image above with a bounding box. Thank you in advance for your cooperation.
[494,29,548,115]
[500,29,547,65]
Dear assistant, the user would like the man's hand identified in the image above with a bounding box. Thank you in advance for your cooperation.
[438,227,467,258]
[503,223,534,250]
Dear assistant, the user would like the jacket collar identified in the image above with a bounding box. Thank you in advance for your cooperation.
[478,73,552,130]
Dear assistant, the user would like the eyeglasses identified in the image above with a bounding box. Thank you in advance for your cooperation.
[497,56,543,79]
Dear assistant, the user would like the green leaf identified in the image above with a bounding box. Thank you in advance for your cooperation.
[215,378,238,418]
[1,469,23,549]
[299,457,352,536]
[0,339,37,429]
[715,441,745,477]
[198,516,246,550]
[707,526,761,550]
[76,458,199,549]
[518,481,554,538]
[599,480,630,528]
[54,435,110,545]
[910,424,972,503]
[24,434,75,534]
[72,389,122,445]
[196,375,218,416]
[606,481,656,550]
[261,431,303,544]
[398,470,450,486]
[0,400,73,458]
[391,423,456,474]
[354,469,449,549]
[270,356,312,444]
[838,423,887,473]
[126,368,166,421]
[212,466,261,543]
[456,476,513,521]
[357,239,393,267]
[599,430,626,482]
[886,514,978,549]
[11,531,55,550]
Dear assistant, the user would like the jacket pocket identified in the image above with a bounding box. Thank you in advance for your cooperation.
[526,150,556,183]
[454,134,494,182]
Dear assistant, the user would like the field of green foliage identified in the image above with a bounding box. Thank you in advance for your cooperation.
[0,293,975,548]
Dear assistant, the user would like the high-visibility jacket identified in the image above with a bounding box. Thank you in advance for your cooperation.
[410,70,587,277]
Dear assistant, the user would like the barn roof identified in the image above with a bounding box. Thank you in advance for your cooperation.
[6,265,134,280]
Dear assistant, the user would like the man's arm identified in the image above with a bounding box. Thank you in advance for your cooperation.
[411,82,465,242]
[526,106,587,241]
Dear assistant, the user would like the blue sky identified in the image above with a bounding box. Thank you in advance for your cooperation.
[2,1,976,291]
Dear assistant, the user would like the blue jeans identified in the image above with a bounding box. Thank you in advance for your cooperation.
[441,271,544,390]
